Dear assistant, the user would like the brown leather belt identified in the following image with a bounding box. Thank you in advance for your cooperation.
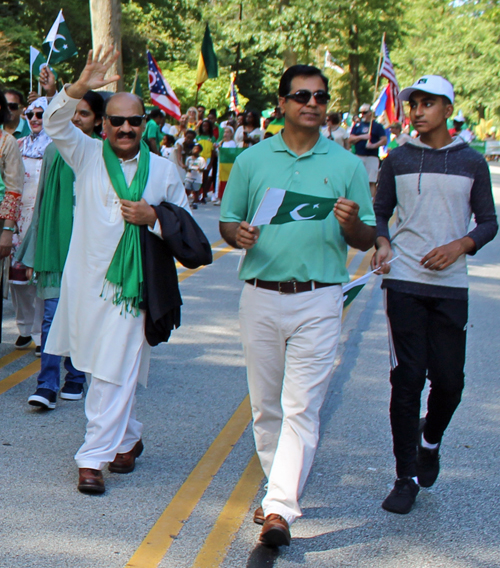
[245,279,337,294]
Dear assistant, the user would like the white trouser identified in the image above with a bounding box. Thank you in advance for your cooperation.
[239,283,343,525]
[75,342,149,470]
[10,283,43,345]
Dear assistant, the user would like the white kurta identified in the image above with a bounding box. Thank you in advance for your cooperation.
[43,88,189,387]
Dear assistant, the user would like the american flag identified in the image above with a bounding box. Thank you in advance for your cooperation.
[147,51,181,120]
[379,41,405,122]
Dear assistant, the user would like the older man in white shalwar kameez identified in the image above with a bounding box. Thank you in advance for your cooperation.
[43,48,189,494]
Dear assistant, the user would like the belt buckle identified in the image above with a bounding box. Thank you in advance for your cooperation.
[278,280,297,294]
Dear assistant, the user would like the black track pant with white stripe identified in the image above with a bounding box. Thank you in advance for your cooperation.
[385,288,468,479]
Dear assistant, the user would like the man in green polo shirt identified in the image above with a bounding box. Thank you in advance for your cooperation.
[142,107,164,155]
[3,89,31,139]
[220,64,375,547]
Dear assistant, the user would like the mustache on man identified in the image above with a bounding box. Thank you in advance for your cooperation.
[117,131,137,139]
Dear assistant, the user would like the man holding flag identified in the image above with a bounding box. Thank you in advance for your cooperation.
[220,65,375,547]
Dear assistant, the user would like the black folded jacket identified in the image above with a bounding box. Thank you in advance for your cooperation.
[140,202,212,346]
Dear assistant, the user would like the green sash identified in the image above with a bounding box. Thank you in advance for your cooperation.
[102,139,150,316]
[34,151,74,289]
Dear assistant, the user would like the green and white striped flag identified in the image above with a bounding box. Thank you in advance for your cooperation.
[251,187,337,226]
[43,9,77,65]
[342,256,399,307]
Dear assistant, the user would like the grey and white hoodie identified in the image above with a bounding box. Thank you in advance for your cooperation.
[375,137,498,300]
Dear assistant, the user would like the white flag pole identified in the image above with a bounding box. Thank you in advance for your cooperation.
[30,62,33,93]
[46,42,55,67]
[236,188,271,272]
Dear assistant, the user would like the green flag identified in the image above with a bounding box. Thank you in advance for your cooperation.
[30,46,58,80]
[43,9,77,65]
[251,187,337,226]
[196,24,218,88]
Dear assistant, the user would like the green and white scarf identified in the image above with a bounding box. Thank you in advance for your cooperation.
[102,139,150,316]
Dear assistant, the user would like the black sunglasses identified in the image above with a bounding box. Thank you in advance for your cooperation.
[26,111,44,120]
[106,115,145,127]
[8,102,19,111]
[284,90,331,105]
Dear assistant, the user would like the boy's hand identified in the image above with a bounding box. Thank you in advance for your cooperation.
[39,66,57,97]
[371,237,393,274]
[421,237,475,270]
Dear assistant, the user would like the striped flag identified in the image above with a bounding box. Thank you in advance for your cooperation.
[147,51,181,120]
[227,72,239,113]
[217,147,246,199]
[379,41,405,123]
[196,24,218,89]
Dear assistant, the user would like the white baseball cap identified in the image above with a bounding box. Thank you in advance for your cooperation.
[399,75,454,104]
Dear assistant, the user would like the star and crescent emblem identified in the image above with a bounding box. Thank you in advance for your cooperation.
[289,203,321,221]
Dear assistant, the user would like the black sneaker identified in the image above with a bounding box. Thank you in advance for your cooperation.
[382,477,419,514]
[35,345,42,357]
[60,381,84,401]
[416,418,440,487]
[28,388,57,410]
[15,335,32,349]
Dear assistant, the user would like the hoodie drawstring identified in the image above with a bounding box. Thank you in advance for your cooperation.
[418,149,424,194]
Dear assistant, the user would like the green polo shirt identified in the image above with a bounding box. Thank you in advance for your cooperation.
[220,130,375,283]
[143,119,162,148]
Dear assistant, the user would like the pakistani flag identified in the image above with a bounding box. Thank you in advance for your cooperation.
[42,9,78,65]
[251,188,337,226]
[30,47,47,79]
[196,24,218,89]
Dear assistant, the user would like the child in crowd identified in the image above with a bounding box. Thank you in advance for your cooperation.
[184,143,206,209]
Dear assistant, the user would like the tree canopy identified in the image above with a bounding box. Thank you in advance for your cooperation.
[0,0,499,121]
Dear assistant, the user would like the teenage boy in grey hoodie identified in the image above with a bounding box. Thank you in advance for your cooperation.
[372,75,498,515]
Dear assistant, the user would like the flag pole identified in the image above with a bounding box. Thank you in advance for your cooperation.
[131,68,139,93]
[368,32,386,136]
[46,42,55,67]
[30,62,33,94]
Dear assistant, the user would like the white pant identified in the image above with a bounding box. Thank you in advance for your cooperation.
[239,283,343,525]
[10,283,43,345]
[74,342,149,470]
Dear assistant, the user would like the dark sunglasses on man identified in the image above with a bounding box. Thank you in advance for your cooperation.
[26,111,44,121]
[7,102,19,111]
[284,90,331,106]
[106,115,145,127]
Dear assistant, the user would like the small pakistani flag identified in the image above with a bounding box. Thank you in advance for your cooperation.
[30,47,58,79]
[196,24,218,89]
[251,187,337,226]
[342,271,372,307]
[42,9,78,65]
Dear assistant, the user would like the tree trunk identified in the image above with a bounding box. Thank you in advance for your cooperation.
[89,0,123,92]
[477,104,485,121]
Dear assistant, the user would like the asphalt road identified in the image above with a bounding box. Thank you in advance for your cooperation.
[1,170,499,568]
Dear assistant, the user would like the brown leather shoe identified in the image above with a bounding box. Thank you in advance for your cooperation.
[108,439,144,473]
[78,468,105,494]
[259,514,291,547]
[253,506,265,525]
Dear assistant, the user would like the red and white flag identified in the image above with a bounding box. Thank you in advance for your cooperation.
[379,41,405,123]
[147,51,181,120]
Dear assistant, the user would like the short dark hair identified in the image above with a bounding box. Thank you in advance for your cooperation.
[149,108,164,120]
[164,134,175,146]
[185,129,196,138]
[0,90,10,126]
[82,90,105,136]
[4,88,24,106]
[327,112,341,125]
[208,108,217,116]
[279,65,328,98]
[199,118,213,138]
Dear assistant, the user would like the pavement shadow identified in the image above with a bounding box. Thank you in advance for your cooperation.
[246,543,280,567]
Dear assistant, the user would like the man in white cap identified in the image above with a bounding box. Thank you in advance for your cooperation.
[348,103,387,197]
[372,74,498,514]
[450,110,473,143]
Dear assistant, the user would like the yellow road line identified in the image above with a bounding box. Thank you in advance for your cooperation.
[178,245,234,283]
[124,396,253,568]
[0,360,40,396]
[191,454,263,568]
[0,347,34,371]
